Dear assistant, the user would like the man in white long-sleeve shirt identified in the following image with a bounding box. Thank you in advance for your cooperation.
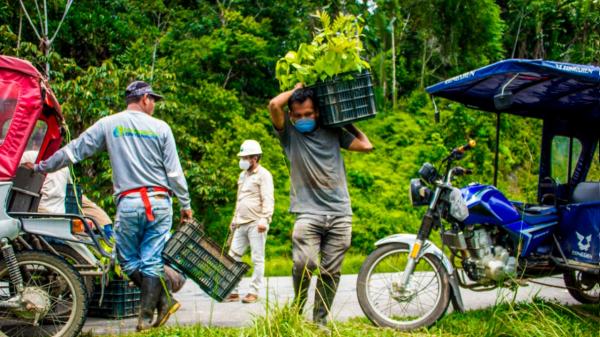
[32,81,192,331]
[225,140,274,304]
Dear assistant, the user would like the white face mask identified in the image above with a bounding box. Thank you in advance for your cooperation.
[239,159,251,171]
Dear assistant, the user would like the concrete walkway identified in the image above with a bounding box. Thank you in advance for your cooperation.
[83,274,578,335]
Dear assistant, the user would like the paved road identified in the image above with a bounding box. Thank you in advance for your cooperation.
[83,274,578,335]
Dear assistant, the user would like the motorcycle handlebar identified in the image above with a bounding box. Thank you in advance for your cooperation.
[453,167,473,176]
[443,139,476,163]
[455,139,476,154]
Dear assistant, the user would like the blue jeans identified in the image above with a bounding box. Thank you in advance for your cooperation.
[114,194,172,277]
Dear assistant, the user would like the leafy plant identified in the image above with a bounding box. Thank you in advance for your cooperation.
[275,11,371,90]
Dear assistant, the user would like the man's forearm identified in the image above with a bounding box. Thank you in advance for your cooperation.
[345,124,368,141]
[170,178,191,210]
[34,149,72,173]
[345,124,373,152]
[268,90,293,129]
[262,201,274,223]
[269,90,293,109]
[167,172,191,210]
[260,176,274,224]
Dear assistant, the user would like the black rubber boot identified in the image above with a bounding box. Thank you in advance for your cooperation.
[137,276,162,331]
[154,276,181,327]
[313,273,339,326]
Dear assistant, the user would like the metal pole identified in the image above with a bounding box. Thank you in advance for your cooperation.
[494,113,501,187]
[390,17,397,110]
[567,136,574,193]
[44,0,49,78]
[17,9,22,54]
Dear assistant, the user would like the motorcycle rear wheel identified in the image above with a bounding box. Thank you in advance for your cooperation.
[357,243,450,330]
[0,251,88,337]
[563,270,600,304]
[52,244,95,300]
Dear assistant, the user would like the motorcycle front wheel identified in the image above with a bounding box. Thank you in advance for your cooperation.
[357,243,450,330]
[0,251,88,337]
[563,270,600,304]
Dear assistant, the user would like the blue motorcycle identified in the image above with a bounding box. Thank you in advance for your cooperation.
[357,59,600,330]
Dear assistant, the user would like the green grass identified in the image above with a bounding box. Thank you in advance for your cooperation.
[244,254,367,277]
[93,299,599,337]
[429,299,599,336]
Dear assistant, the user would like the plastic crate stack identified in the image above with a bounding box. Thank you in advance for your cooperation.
[89,280,141,319]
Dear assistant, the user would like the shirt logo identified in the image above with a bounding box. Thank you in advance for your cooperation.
[113,126,159,139]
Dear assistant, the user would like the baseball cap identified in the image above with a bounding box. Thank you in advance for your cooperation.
[125,81,164,101]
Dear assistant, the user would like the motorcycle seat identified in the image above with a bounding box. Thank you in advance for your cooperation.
[572,182,600,203]
[521,205,558,226]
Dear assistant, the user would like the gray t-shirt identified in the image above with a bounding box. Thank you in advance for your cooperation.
[277,115,355,215]
[36,110,191,209]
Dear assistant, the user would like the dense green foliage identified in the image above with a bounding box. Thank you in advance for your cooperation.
[90,299,599,337]
[1,0,599,264]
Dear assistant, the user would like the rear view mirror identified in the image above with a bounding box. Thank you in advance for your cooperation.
[494,91,513,110]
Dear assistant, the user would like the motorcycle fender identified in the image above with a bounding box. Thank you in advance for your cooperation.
[21,218,99,265]
[21,217,75,240]
[375,233,465,312]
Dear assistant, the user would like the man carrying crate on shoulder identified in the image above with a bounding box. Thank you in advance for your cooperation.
[29,81,193,331]
[224,140,274,304]
[268,84,372,326]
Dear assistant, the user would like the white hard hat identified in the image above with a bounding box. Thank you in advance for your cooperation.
[238,140,262,156]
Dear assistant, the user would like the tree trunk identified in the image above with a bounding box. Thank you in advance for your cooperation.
[391,20,397,110]
[420,38,427,89]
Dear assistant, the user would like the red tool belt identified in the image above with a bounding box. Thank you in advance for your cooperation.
[119,186,170,222]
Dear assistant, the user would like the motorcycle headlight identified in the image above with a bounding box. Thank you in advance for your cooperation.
[409,178,431,206]
[418,163,439,184]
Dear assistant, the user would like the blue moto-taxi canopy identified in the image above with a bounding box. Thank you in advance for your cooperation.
[426,59,600,121]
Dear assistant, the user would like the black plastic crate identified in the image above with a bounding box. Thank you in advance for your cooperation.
[163,220,250,302]
[65,183,82,214]
[309,71,377,127]
[89,280,140,319]
[8,166,44,212]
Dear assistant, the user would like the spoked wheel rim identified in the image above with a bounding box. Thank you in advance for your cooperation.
[0,259,80,337]
[365,248,444,327]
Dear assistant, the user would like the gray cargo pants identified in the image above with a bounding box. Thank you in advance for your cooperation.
[291,214,352,324]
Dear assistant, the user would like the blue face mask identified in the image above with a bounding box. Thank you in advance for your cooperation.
[293,118,316,133]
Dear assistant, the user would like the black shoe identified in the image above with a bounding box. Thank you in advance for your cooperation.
[153,276,181,327]
[137,276,161,331]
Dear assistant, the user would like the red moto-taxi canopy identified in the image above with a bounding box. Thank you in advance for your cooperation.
[0,55,63,181]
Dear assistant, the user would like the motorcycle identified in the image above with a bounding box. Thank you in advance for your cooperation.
[0,55,92,337]
[357,59,600,330]
[0,187,88,337]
